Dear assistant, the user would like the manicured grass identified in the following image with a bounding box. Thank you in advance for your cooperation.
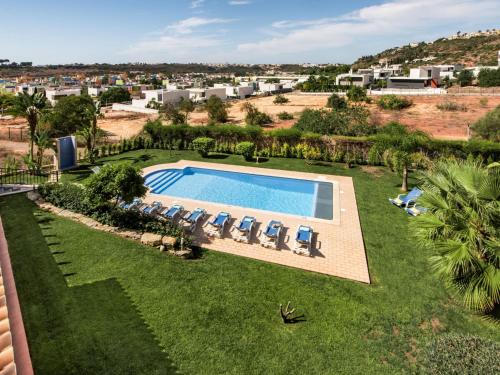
[1,150,498,374]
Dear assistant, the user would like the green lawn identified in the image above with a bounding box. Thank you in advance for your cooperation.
[1,150,498,374]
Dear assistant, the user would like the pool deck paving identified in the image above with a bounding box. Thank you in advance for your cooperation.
[142,161,370,284]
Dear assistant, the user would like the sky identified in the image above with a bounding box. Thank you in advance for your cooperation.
[1,0,499,65]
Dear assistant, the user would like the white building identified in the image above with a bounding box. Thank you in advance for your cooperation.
[224,85,254,99]
[336,72,374,87]
[131,89,190,108]
[45,88,81,105]
[188,87,227,102]
[87,87,108,97]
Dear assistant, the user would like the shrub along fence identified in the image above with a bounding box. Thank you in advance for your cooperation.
[93,122,500,165]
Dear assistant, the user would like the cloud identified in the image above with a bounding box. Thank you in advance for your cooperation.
[190,0,205,9]
[167,17,234,34]
[229,1,251,5]
[123,17,234,60]
[238,0,500,58]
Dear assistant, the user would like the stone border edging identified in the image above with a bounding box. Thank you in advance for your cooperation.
[0,218,34,375]
[28,193,191,258]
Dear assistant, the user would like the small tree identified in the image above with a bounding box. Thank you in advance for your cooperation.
[277,112,294,120]
[177,97,195,123]
[410,159,500,313]
[160,103,186,125]
[471,105,500,142]
[346,86,367,102]
[456,69,474,87]
[77,100,104,164]
[273,94,289,105]
[6,92,47,160]
[99,87,131,105]
[205,95,228,123]
[235,141,256,161]
[372,122,429,191]
[241,102,272,126]
[192,137,215,157]
[326,94,347,110]
[86,164,147,205]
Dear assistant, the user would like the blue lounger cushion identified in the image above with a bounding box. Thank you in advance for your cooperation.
[238,216,255,231]
[165,205,182,218]
[265,221,282,238]
[211,212,230,227]
[187,208,205,222]
[296,226,312,243]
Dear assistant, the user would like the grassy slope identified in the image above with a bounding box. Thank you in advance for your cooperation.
[1,150,498,374]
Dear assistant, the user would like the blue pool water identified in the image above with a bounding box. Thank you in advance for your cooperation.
[144,167,333,219]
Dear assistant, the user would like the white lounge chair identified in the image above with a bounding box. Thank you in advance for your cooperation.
[259,220,283,250]
[181,208,207,233]
[205,212,231,238]
[232,216,256,243]
[293,225,313,256]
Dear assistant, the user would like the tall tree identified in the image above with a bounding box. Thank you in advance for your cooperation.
[372,122,429,191]
[410,159,500,313]
[47,95,95,137]
[78,101,104,163]
[205,95,228,124]
[7,92,47,160]
[177,97,195,123]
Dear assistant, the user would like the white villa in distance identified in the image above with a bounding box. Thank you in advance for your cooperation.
[45,87,81,105]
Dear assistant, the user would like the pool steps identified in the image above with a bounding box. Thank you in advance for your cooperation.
[146,171,184,193]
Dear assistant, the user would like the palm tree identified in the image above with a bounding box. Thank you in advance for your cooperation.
[33,130,51,172]
[372,122,429,191]
[410,159,500,313]
[7,92,47,160]
[77,101,104,163]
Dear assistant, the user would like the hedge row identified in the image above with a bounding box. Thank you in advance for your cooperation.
[89,122,500,164]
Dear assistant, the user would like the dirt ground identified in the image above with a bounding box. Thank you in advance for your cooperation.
[1,93,499,164]
[190,93,500,140]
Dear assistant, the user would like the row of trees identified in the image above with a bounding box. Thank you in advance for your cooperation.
[3,92,105,170]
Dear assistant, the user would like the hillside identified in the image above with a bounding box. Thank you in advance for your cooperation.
[353,33,500,69]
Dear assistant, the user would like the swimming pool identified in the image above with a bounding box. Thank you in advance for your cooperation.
[144,167,333,220]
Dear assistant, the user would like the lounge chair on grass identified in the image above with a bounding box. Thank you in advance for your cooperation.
[232,216,256,243]
[405,203,428,217]
[181,208,207,233]
[205,212,231,238]
[161,204,184,222]
[389,187,422,208]
[120,198,142,210]
[90,166,101,174]
[259,220,283,249]
[142,201,163,215]
[293,225,313,256]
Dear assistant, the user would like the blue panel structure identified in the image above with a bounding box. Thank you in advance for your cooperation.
[57,136,77,170]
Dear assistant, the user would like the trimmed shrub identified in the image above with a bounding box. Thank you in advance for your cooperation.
[235,141,256,161]
[377,95,412,110]
[420,334,500,375]
[192,137,215,157]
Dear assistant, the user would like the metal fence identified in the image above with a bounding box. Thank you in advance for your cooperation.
[0,168,59,187]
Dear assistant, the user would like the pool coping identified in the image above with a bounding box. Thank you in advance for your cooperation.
[141,161,370,284]
[143,161,340,225]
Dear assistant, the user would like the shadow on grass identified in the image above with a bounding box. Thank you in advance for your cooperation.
[2,199,178,375]
[206,153,230,160]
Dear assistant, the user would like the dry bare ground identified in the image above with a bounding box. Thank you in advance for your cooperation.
[1,93,499,165]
